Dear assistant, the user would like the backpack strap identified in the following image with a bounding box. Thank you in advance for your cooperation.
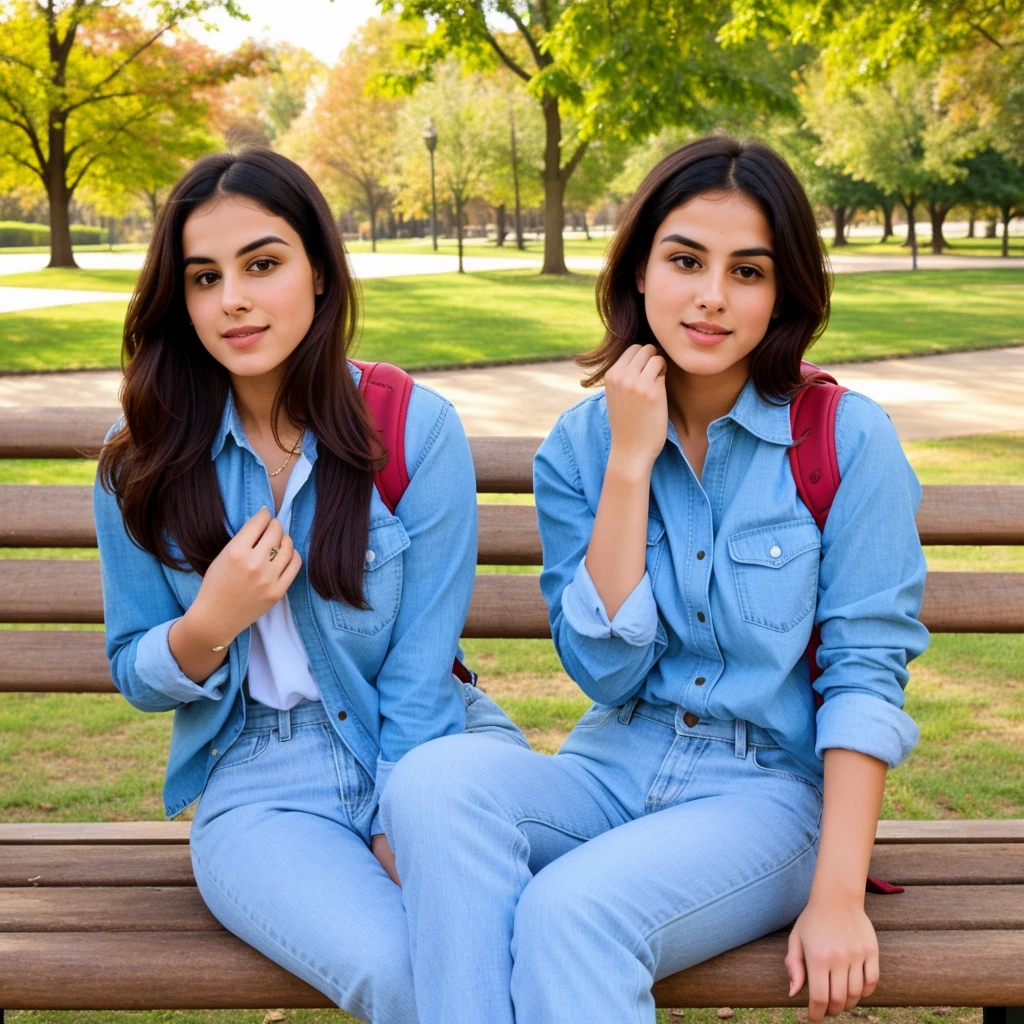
[788,364,902,896]
[351,360,476,687]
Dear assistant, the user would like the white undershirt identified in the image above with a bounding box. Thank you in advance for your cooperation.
[246,452,324,710]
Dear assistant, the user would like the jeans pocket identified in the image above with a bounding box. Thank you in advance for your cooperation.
[569,701,618,731]
[210,730,272,774]
[749,744,824,828]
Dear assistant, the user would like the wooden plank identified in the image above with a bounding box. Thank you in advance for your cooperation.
[875,819,1024,844]
[0,845,194,887]
[0,822,191,845]
[469,436,538,493]
[869,844,1024,885]
[1,929,1023,1009]
[0,408,115,459]
[4,882,1022,934]
[4,819,1023,847]
[3,560,1024,634]
[0,630,113,692]
[6,484,1024,551]
[0,886,219,932]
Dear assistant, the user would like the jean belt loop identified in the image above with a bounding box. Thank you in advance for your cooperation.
[618,695,641,725]
[734,718,748,759]
[278,707,292,743]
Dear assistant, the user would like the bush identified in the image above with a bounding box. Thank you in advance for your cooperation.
[0,221,106,247]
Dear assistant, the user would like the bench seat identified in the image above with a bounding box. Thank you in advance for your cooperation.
[2,821,1023,1010]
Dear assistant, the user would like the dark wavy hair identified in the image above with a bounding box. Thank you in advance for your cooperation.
[579,135,832,399]
[99,148,383,607]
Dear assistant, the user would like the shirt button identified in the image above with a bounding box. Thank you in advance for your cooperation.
[210,748,218,757]
[696,550,706,560]
[694,676,706,686]
[683,711,700,728]
[697,611,706,623]
[337,710,348,721]
[769,545,782,558]
[365,549,376,564]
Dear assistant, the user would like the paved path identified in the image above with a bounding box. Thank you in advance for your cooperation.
[2,346,1022,442]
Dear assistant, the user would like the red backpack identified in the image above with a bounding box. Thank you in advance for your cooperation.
[357,358,901,894]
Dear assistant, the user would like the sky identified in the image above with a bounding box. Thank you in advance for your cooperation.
[198,0,381,64]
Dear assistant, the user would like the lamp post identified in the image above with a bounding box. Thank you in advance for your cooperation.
[422,117,438,252]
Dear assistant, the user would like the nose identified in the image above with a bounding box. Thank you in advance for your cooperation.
[220,272,253,315]
[696,272,727,314]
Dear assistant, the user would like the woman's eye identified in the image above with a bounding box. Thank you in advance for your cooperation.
[735,265,763,279]
[249,258,277,272]
[673,254,700,269]
[195,271,219,287]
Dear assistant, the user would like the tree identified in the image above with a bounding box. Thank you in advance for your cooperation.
[0,0,251,268]
[382,0,792,275]
[964,148,1024,257]
[296,20,404,252]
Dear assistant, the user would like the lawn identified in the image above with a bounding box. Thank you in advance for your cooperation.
[0,267,1022,373]
[3,432,1020,1024]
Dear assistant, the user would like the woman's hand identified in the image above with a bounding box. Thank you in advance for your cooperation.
[372,833,401,886]
[190,506,302,644]
[604,344,668,472]
[786,895,879,1021]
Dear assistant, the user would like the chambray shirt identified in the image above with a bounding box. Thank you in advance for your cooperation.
[95,366,475,823]
[534,379,929,777]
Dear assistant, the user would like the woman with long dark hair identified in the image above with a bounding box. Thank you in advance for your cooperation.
[382,135,928,1023]
[95,148,524,1022]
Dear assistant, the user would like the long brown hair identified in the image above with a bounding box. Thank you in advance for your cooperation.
[99,149,382,607]
[580,135,832,399]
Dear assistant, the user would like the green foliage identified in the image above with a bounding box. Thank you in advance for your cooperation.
[0,221,105,246]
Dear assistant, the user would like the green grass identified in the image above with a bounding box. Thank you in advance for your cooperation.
[2,267,1023,373]
[0,268,139,291]
[825,232,1024,258]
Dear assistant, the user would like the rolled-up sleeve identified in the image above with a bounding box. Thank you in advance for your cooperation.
[813,393,929,767]
[534,421,666,706]
[94,454,229,713]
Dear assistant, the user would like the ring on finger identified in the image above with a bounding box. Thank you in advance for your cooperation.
[268,547,279,563]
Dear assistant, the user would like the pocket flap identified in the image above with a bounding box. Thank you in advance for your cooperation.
[728,520,820,568]
[364,517,410,571]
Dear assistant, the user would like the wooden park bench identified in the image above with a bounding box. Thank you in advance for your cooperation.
[1,406,1023,1022]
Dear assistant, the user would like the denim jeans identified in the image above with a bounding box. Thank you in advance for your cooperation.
[382,697,824,1024]
[190,683,527,1024]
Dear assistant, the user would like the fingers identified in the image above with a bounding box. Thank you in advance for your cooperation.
[845,962,864,1011]
[864,946,880,998]
[827,965,848,1018]
[253,517,285,559]
[277,548,302,594]
[806,956,830,1023]
[786,932,806,999]
[234,506,273,546]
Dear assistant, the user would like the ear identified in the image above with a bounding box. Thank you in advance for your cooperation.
[636,259,647,295]
[313,264,324,296]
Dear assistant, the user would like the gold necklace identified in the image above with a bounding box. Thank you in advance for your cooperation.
[268,435,303,478]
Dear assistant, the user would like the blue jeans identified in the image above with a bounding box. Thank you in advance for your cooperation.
[190,684,528,1024]
[381,697,824,1024]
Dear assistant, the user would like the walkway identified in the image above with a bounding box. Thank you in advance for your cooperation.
[2,346,1022,442]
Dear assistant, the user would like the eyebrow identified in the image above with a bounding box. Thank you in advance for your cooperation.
[659,233,775,260]
[183,235,290,268]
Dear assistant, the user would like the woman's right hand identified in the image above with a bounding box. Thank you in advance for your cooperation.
[604,344,668,471]
[187,507,302,647]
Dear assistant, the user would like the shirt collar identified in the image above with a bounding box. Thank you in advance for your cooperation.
[717,376,793,446]
[209,388,318,465]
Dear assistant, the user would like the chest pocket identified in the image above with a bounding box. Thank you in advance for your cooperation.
[331,517,410,636]
[646,515,667,586]
[728,519,820,632]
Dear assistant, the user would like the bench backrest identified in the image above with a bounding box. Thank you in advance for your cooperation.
[1,407,1023,695]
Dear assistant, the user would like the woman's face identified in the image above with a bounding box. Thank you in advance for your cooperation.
[182,195,323,381]
[638,189,778,379]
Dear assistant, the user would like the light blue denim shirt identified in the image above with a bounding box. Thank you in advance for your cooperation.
[534,379,929,777]
[95,365,475,823]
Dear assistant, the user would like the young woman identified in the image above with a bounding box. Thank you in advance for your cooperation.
[94,148,525,1023]
[381,135,928,1023]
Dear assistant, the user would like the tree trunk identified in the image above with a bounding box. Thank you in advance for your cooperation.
[46,122,77,268]
[582,210,591,241]
[495,204,507,246]
[1003,206,1012,258]
[985,218,998,238]
[832,205,849,247]
[509,99,525,251]
[880,200,894,243]
[967,206,976,238]
[456,195,464,274]
[541,98,568,275]
[928,201,950,255]
[903,198,919,270]
[367,194,378,253]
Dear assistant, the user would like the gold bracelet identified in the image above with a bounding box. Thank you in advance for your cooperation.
[211,644,227,652]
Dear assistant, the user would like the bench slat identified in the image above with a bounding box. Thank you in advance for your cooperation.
[4,819,1024,846]
[870,843,1024,885]
[0,929,1021,1009]
[2,561,1023,633]
[4,883,1023,933]
[0,845,195,887]
[5,484,1024,550]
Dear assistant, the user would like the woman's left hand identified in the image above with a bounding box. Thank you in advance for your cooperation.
[371,833,401,887]
[786,894,879,1021]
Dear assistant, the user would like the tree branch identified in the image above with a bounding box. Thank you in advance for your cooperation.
[482,30,532,81]
[560,138,589,184]
[967,20,1005,49]
[9,152,45,183]
[0,52,43,75]
[85,21,178,97]
[496,1,547,68]
[64,89,139,116]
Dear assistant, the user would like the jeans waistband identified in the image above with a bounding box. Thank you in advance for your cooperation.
[242,695,330,737]
[622,697,780,755]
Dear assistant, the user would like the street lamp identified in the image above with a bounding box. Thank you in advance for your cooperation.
[422,117,438,252]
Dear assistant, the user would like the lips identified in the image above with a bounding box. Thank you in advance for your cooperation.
[682,321,732,347]
[222,325,269,349]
